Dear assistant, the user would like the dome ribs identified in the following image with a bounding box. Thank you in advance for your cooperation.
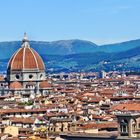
[7,34,45,71]
[24,48,37,69]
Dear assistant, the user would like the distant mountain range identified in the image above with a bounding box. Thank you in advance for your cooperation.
[1,39,140,73]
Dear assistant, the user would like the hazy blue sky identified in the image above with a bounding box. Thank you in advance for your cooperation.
[0,0,140,44]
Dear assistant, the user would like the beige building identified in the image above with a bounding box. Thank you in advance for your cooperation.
[116,113,140,138]
[4,126,18,137]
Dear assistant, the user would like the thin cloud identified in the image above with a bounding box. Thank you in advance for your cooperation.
[111,5,131,14]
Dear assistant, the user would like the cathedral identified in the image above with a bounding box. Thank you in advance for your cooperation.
[0,33,52,97]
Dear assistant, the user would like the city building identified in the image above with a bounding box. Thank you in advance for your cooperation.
[0,33,52,97]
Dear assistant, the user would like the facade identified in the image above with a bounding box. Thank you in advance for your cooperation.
[116,113,140,138]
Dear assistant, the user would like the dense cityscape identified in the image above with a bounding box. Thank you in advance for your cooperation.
[0,0,140,139]
[0,34,139,140]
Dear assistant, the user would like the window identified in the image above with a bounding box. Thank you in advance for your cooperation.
[29,74,33,79]
[15,74,20,79]
[120,119,128,133]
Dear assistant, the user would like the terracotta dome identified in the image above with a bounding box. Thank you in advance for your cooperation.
[8,33,45,71]
[10,81,23,89]
[39,81,51,89]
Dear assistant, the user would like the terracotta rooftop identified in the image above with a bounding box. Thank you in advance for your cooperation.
[39,81,52,89]
[82,121,118,130]
[10,117,34,124]
[110,103,140,112]
[9,81,23,89]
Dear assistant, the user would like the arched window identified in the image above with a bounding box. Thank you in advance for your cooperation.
[120,119,128,133]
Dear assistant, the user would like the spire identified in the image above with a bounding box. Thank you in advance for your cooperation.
[23,32,28,41]
[21,32,30,48]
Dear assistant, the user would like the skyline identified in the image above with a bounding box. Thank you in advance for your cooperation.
[0,0,140,44]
